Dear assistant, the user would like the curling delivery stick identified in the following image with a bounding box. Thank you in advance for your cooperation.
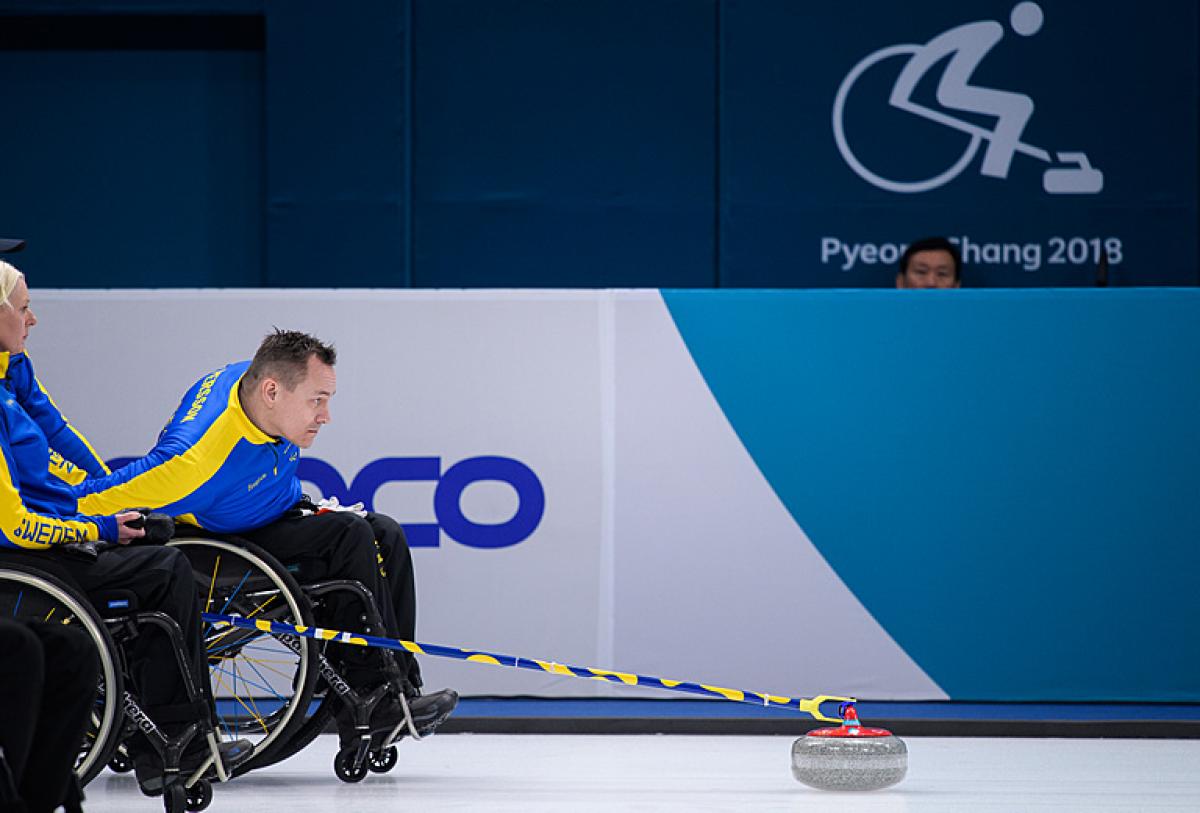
[201,611,854,723]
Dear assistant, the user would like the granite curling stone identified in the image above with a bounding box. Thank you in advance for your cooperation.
[791,704,907,791]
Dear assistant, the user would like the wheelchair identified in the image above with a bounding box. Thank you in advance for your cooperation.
[0,553,224,813]
[168,528,418,783]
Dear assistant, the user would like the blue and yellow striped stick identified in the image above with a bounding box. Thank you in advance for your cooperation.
[201,611,853,723]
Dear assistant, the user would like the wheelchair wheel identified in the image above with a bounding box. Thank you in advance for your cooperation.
[0,561,124,786]
[368,746,398,773]
[107,743,134,773]
[333,746,369,783]
[169,538,319,773]
[246,579,399,769]
[164,782,187,813]
[184,778,213,811]
[253,687,338,768]
[250,577,413,770]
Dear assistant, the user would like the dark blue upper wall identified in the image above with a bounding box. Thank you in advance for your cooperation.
[264,0,410,287]
[0,0,1195,288]
[0,12,264,286]
[720,0,1199,288]
[412,0,716,288]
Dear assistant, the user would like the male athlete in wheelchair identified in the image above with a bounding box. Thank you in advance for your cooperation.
[72,329,458,780]
[0,252,252,812]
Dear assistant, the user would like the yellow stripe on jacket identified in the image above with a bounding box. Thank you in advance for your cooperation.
[37,378,111,475]
[48,449,88,486]
[0,448,99,549]
[76,407,256,516]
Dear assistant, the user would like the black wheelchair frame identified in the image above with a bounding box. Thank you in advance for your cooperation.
[0,556,223,813]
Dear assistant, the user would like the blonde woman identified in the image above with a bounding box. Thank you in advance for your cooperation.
[0,257,134,548]
[0,256,251,796]
[0,257,111,484]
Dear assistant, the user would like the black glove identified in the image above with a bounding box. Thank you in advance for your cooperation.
[57,540,99,562]
[125,509,176,545]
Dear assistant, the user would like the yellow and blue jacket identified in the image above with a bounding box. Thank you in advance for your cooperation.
[73,361,302,533]
[0,352,118,548]
[1,351,111,485]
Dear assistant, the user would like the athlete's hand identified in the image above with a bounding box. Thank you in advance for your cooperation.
[116,511,147,544]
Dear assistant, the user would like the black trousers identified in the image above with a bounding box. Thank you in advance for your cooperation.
[8,546,212,730]
[242,511,422,689]
[0,620,97,813]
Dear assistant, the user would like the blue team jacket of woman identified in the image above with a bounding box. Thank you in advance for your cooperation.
[0,351,118,548]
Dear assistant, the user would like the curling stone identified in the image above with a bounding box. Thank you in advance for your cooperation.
[791,704,906,791]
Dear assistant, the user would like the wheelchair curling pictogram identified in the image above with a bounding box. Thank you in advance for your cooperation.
[832,2,1104,195]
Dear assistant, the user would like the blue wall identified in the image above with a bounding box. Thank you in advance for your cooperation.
[412,0,716,287]
[719,0,1199,288]
[665,288,1200,700]
[0,14,264,286]
[0,0,1196,287]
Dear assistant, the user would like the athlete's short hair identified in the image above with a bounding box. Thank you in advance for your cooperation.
[245,329,337,390]
[0,260,25,308]
[899,236,962,282]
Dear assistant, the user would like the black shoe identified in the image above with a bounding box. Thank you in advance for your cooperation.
[338,688,459,747]
[405,688,458,737]
[132,738,254,796]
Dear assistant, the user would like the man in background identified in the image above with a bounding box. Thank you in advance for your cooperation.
[896,236,962,289]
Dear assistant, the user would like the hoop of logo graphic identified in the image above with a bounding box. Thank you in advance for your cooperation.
[831,2,1103,195]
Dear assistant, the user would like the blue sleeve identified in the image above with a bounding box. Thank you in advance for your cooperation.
[72,437,213,520]
[72,364,245,523]
[12,357,110,478]
[85,514,119,543]
[0,438,111,548]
